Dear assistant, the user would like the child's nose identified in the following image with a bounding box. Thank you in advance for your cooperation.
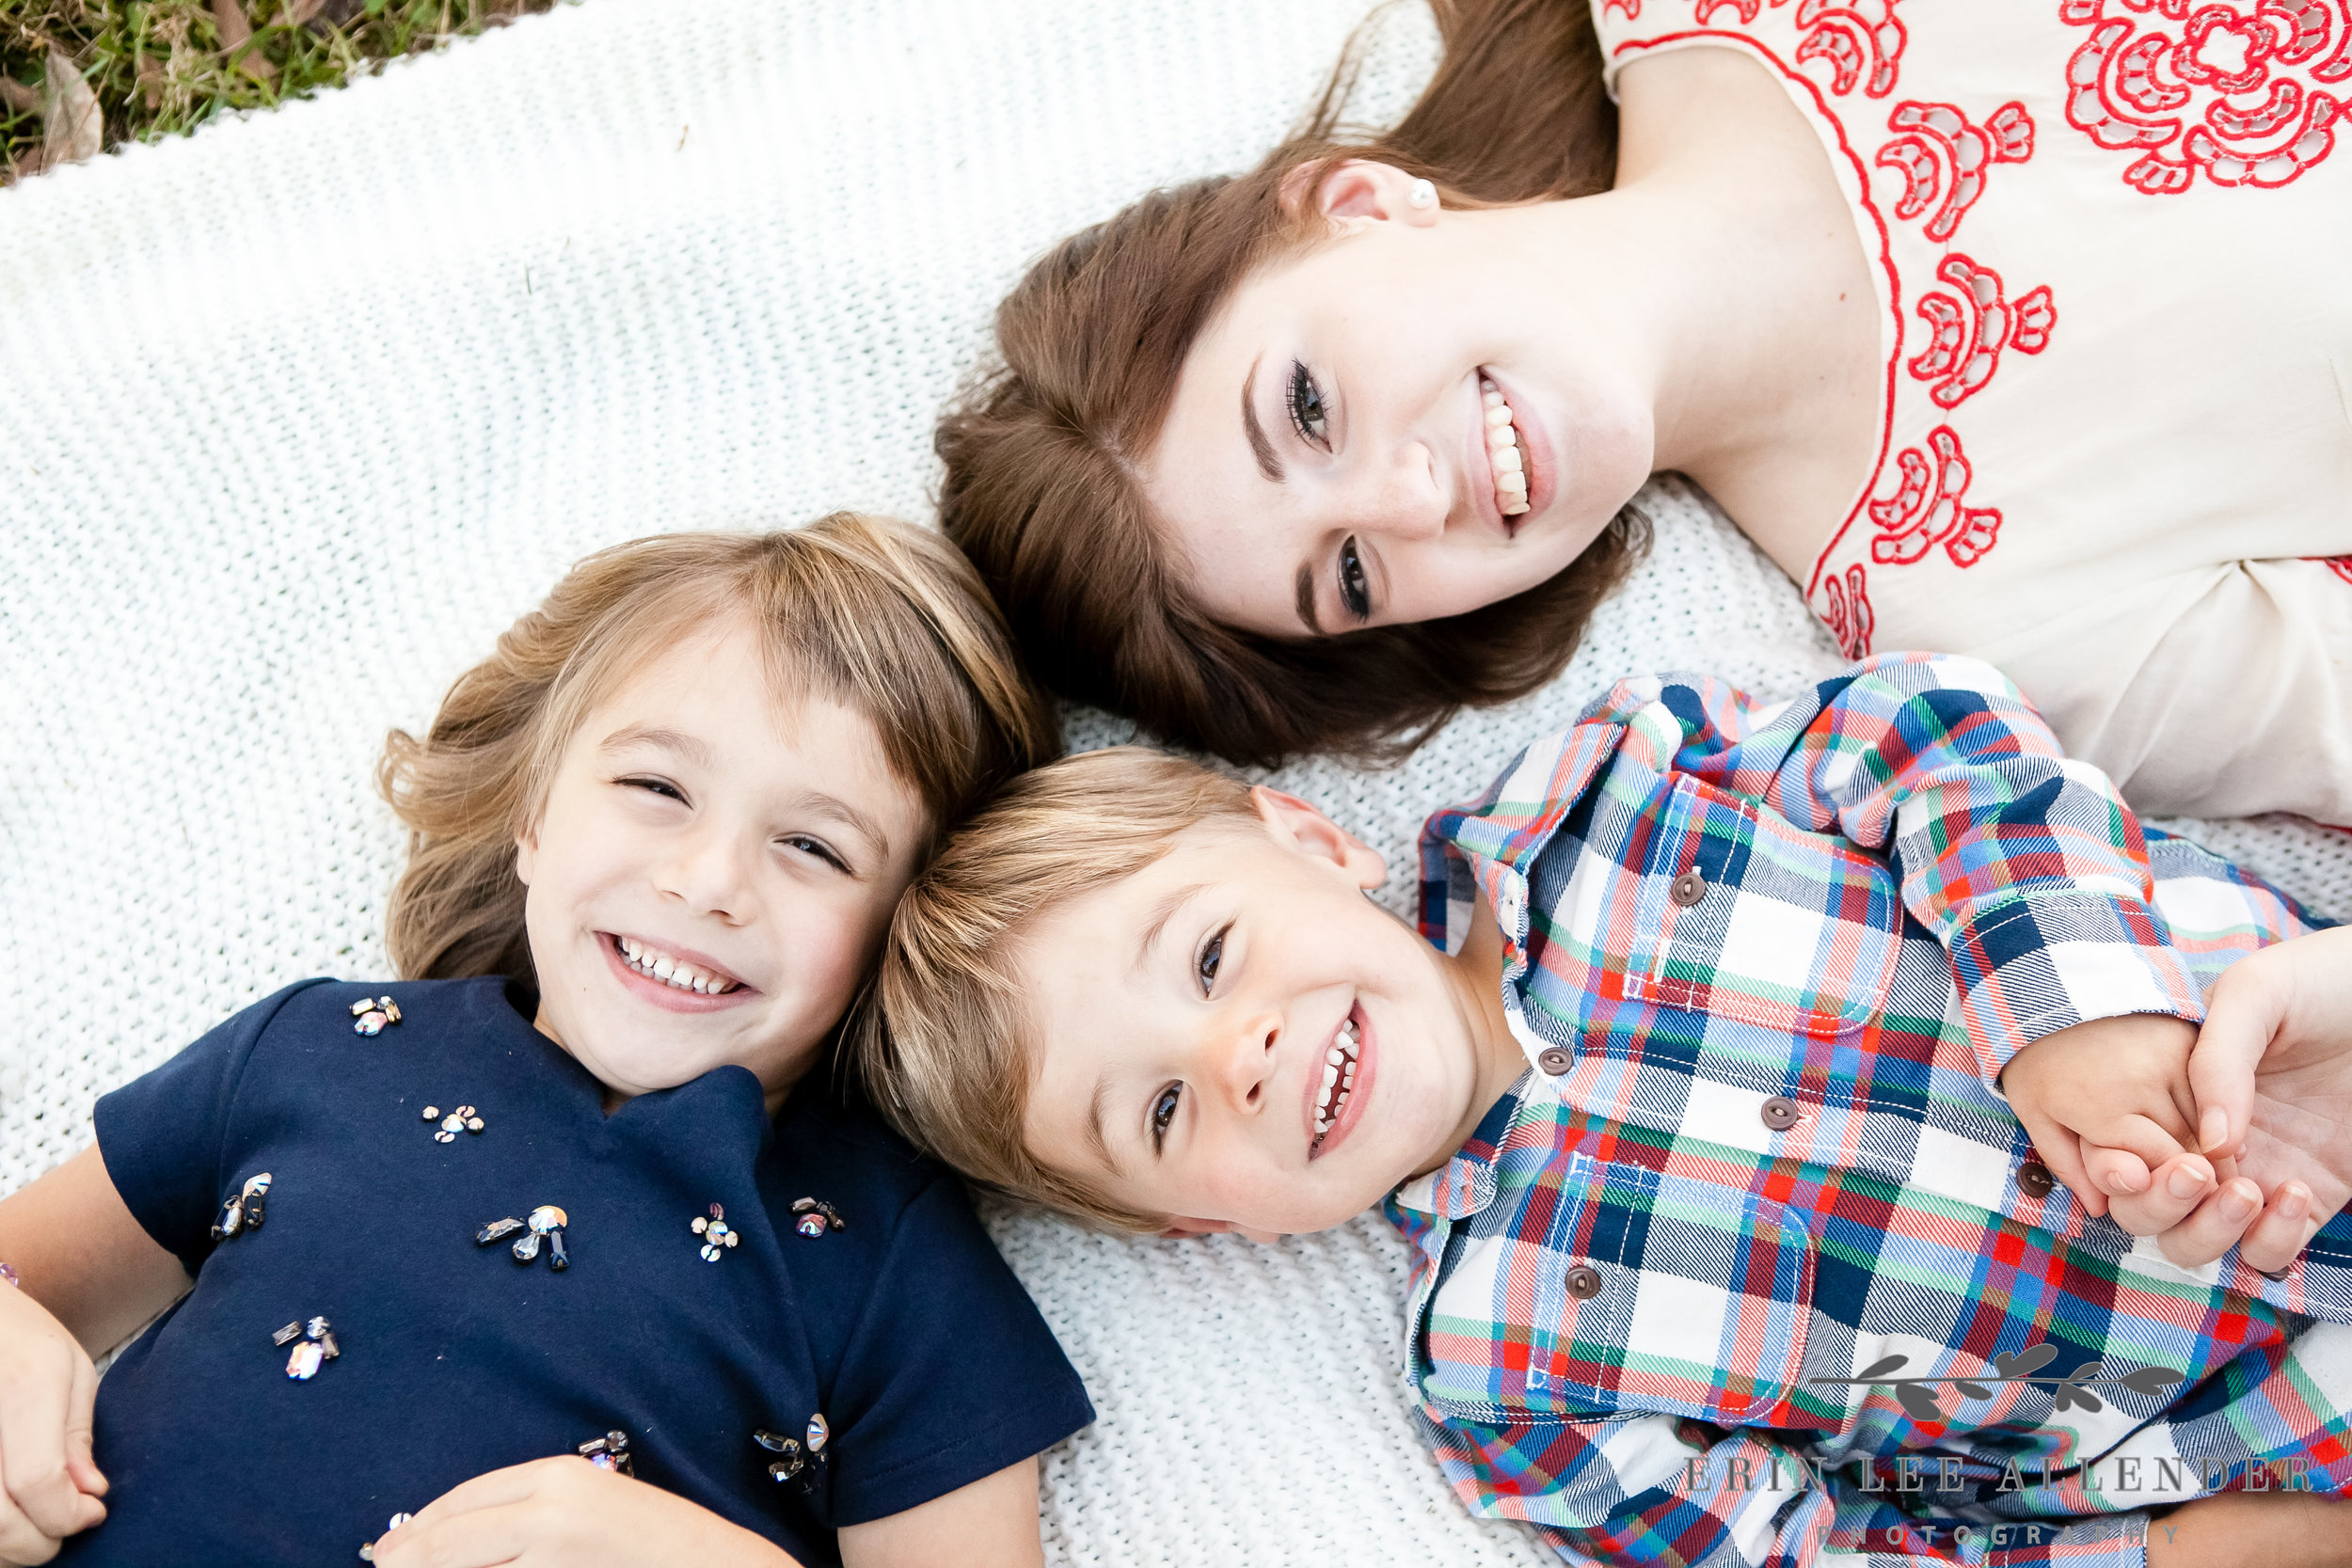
[1210,1012,1280,1115]
[660,828,751,919]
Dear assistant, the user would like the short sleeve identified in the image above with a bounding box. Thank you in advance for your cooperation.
[821,1175,1092,1525]
[92,979,327,1277]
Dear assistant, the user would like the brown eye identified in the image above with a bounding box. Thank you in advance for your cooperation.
[1338,539,1370,621]
[1287,361,1328,444]
[1151,1085,1182,1151]
[1196,927,1226,995]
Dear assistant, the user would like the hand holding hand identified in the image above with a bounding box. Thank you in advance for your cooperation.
[2160,927,2352,1273]
[2000,1012,2221,1228]
[0,1278,107,1566]
[366,1455,799,1568]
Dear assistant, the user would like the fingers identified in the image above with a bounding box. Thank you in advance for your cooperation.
[62,1356,102,1501]
[2013,1107,2106,1215]
[2157,1177,2265,1267]
[2189,973,2282,1159]
[2105,1151,2216,1236]
[2080,1144,2154,1201]
[0,1337,107,1547]
[2238,1182,2319,1277]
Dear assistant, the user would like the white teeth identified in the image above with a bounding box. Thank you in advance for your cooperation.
[619,937,732,994]
[1480,375,1529,517]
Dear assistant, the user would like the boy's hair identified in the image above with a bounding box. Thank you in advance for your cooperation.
[380,514,1058,987]
[856,746,1256,1231]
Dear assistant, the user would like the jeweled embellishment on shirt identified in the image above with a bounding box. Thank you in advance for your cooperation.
[576,1430,634,1476]
[211,1172,272,1240]
[273,1315,339,1380]
[790,1197,844,1238]
[692,1202,739,1261]
[420,1103,485,1143]
[754,1415,828,1486]
[350,996,402,1036]
[477,1205,569,1270]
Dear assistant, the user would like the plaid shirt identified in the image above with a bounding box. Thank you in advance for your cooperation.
[1395,655,2349,1568]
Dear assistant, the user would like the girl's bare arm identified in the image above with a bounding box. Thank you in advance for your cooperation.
[0,1146,189,1355]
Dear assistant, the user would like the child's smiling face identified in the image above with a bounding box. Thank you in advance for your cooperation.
[516,614,927,1110]
[1015,789,1523,1236]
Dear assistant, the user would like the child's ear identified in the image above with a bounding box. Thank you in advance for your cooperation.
[513,825,538,888]
[1276,157,1440,230]
[1249,786,1387,892]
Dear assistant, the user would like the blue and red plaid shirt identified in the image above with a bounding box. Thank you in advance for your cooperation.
[1394,654,2348,1567]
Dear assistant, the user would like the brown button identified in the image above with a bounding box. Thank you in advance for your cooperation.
[1565,1264,1602,1300]
[1759,1096,1800,1132]
[1671,869,1709,908]
[1537,1047,1572,1076]
[2017,1162,2055,1197]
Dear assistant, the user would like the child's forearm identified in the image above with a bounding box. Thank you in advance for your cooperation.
[0,1145,189,1354]
[2147,1493,2352,1567]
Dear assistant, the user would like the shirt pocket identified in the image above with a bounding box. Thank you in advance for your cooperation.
[1418,1157,1815,1427]
[1606,776,1901,1039]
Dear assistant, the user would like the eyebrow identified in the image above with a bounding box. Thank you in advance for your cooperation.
[1083,1071,1119,1171]
[1242,355,1283,484]
[1134,880,1208,980]
[1294,562,1324,635]
[787,788,894,861]
[598,724,714,769]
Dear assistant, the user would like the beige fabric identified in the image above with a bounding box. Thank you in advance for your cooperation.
[1594,0,2352,822]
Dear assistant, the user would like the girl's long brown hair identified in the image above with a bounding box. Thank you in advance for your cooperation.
[378,515,1057,987]
[936,0,1641,770]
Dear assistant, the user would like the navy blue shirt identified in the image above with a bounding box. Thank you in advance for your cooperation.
[76,977,1092,1567]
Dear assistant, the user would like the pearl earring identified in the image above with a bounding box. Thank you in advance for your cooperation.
[1406,178,1438,209]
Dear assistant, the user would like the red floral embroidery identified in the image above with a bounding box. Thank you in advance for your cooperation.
[2318,555,2352,584]
[1908,256,2057,408]
[1605,0,1644,15]
[1867,426,2004,568]
[2061,0,2352,192]
[1679,0,1910,96]
[1823,564,1877,657]
[1877,102,2035,238]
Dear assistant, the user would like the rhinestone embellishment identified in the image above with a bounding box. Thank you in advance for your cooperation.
[691,1203,739,1262]
[357,1513,413,1561]
[477,1206,569,1270]
[273,1315,340,1380]
[755,1415,830,1487]
[577,1430,634,1476]
[790,1197,844,1239]
[350,995,403,1037]
[421,1103,485,1143]
[211,1172,273,1241]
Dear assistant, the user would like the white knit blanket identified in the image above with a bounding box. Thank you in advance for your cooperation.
[4,3,2346,1562]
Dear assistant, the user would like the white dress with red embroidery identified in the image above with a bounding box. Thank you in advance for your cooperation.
[1592,0,2352,823]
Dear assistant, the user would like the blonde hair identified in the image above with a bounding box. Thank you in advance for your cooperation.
[856,746,1258,1232]
[380,514,1058,986]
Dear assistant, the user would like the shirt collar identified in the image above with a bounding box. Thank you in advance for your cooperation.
[1391,1072,1534,1223]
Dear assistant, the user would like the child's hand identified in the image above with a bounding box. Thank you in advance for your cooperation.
[366,1456,801,1568]
[2152,928,2352,1274]
[0,1282,107,1565]
[2000,1013,2218,1226]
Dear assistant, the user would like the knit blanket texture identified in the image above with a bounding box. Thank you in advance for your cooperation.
[4,3,2347,1562]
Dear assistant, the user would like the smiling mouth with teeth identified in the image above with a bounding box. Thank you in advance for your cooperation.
[1481,376,1529,518]
[613,934,740,996]
[1312,1014,1361,1152]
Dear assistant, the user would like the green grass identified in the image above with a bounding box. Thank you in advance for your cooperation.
[2,0,556,182]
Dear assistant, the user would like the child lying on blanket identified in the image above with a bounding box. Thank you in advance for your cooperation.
[859,653,2352,1568]
[0,516,1091,1568]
